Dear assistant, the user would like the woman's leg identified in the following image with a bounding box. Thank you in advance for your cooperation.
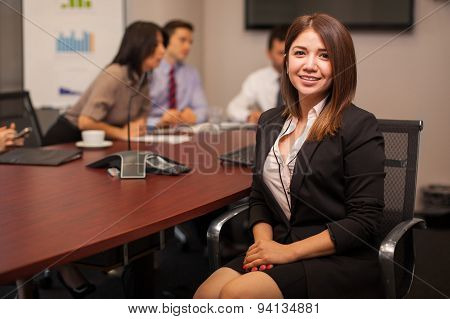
[56,264,96,298]
[16,278,36,298]
[219,271,283,299]
[57,264,89,289]
[43,116,81,146]
[193,267,241,299]
[194,267,284,299]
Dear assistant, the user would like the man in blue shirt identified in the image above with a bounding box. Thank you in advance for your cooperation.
[148,20,208,127]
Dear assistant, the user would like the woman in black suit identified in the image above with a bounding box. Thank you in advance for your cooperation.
[194,13,385,299]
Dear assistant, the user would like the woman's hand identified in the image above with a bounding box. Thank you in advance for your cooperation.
[120,118,146,140]
[0,123,22,152]
[7,123,24,146]
[243,240,296,270]
[0,128,12,152]
[130,117,147,136]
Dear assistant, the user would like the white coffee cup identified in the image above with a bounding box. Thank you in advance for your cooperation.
[81,130,105,146]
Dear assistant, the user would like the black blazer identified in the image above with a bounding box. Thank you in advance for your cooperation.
[249,104,386,298]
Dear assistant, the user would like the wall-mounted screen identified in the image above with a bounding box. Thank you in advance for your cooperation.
[246,0,414,30]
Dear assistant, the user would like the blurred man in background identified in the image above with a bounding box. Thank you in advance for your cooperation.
[148,20,208,128]
[227,25,288,123]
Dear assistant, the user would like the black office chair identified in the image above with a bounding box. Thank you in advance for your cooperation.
[0,91,44,147]
[207,119,425,299]
[377,119,426,298]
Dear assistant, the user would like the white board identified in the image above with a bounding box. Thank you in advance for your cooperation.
[23,0,125,108]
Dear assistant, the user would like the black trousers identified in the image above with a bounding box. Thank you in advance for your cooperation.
[43,115,81,146]
[122,254,156,298]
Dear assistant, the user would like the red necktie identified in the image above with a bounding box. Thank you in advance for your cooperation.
[168,66,177,109]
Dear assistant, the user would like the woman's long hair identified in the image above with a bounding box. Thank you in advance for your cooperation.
[281,13,357,141]
[111,21,167,82]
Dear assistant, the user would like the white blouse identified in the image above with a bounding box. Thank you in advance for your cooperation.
[263,98,326,220]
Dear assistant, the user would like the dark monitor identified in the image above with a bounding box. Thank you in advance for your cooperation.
[245,0,414,30]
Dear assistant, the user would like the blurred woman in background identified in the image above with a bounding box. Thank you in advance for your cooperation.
[42,21,166,298]
[44,21,166,145]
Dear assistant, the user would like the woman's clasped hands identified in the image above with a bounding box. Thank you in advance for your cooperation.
[243,239,296,272]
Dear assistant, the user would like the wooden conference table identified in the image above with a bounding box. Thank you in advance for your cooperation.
[0,130,254,284]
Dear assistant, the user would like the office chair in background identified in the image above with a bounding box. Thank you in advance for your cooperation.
[0,91,44,147]
[207,119,425,299]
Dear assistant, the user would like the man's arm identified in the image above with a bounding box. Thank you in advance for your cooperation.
[226,75,257,123]
[186,68,208,123]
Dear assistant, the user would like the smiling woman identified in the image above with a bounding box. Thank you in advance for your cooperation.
[194,13,386,299]
[286,29,333,108]
[281,14,357,142]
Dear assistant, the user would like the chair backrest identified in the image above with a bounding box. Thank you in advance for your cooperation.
[377,119,423,241]
[378,119,423,298]
[0,91,43,147]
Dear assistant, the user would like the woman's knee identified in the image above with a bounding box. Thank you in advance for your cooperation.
[219,280,249,299]
[193,283,214,299]
[194,268,240,299]
[218,273,283,299]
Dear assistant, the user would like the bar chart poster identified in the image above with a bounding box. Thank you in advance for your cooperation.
[23,0,125,108]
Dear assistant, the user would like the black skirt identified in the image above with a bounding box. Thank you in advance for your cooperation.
[43,115,81,146]
[224,253,308,299]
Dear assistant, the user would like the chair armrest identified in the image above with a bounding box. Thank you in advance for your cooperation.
[379,218,426,298]
[207,199,249,272]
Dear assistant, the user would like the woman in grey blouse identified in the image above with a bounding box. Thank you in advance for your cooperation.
[40,21,166,298]
[44,21,166,145]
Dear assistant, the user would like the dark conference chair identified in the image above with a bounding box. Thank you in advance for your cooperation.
[207,119,425,299]
[0,91,44,147]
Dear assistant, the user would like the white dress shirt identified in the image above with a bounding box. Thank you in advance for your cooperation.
[263,97,327,220]
[227,66,280,123]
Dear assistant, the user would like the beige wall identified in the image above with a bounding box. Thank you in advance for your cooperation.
[202,0,269,108]
[351,0,450,200]
[128,0,450,199]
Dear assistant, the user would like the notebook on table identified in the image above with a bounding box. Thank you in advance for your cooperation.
[0,148,82,166]
[219,144,255,167]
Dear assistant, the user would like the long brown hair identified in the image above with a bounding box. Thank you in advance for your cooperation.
[281,13,357,141]
[112,21,167,81]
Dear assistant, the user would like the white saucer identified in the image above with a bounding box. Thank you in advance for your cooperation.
[75,140,113,148]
